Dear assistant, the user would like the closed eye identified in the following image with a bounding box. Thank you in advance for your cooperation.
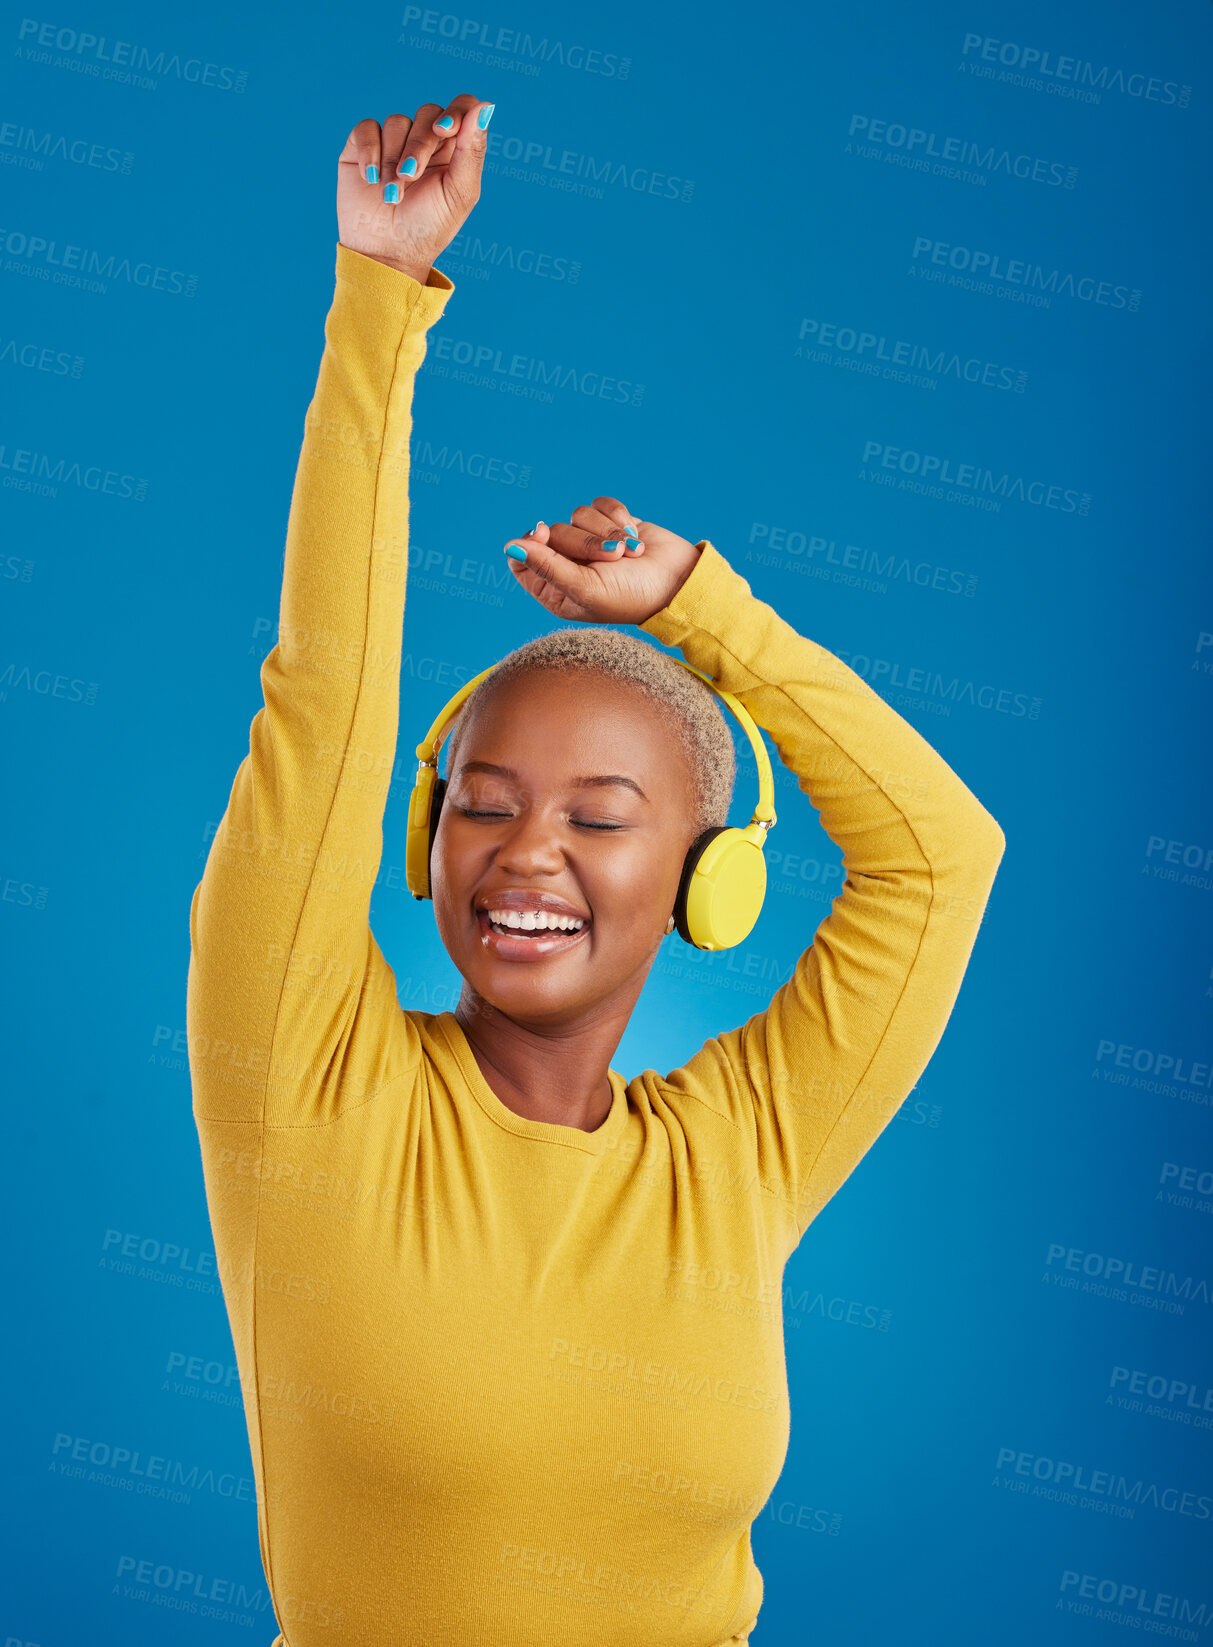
[456,807,624,832]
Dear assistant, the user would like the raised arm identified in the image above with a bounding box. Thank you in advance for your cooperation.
[501,508,1005,1241]
[637,541,1005,1237]
[186,98,491,1127]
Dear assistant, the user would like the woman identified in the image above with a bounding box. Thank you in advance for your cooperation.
[188,94,1005,1647]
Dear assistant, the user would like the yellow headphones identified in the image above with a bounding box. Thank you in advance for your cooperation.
[405,658,777,950]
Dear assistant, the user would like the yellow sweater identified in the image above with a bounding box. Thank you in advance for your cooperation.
[187,242,1005,1647]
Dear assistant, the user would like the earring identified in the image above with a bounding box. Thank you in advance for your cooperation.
[664,914,675,935]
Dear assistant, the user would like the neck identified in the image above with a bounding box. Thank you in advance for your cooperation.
[453,988,641,1132]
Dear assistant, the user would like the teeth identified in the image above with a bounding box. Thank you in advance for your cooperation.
[486,908,584,932]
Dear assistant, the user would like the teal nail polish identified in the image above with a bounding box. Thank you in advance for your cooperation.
[366,164,379,183]
[435,115,454,131]
[401,156,418,177]
[384,182,399,203]
[624,537,642,551]
[602,540,622,552]
[478,104,495,129]
[505,544,527,563]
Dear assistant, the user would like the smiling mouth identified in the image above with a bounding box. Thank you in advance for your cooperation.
[475,907,590,958]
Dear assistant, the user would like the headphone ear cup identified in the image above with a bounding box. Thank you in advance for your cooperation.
[677,826,768,951]
[406,765,437,900]
[673,826,729,946]
[426,776,447,897]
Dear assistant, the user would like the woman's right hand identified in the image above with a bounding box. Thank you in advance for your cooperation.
[336,94,494,283]
[502,500,704,626]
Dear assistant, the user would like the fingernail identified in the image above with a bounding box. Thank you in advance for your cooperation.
[602,540,622,552]
[384,182,399,203]
[624,537,643,552]
[505,544,527,563]
[533,521,544,535]
[366,164,379,183]
[435,115,454,131]
[401,156,418,177]
[478,104,496,129]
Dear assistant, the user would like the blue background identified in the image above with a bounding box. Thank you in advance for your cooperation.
[3,0,1212,1641]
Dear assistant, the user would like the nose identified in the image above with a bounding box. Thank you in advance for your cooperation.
[492,800,566,877]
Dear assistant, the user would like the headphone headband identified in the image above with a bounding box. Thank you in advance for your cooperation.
[413,656,776,830]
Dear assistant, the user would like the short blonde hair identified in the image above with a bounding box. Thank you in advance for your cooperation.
[443,625,736,838]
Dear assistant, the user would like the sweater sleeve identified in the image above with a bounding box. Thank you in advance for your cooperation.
[186,243,454,1127]
[640,541,1006,1239]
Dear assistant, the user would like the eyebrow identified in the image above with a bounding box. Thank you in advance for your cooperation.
[456,760,649,802]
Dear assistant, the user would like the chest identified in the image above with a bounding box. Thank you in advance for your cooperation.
[249,1085,793,1514]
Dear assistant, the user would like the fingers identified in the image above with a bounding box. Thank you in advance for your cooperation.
[385,96,481,193]
[554,503,645,560]
[339,97,493,201]
[339,118,386,185]
[430,90,485,150]
[446,96,495,204]
[592,496,644,539]
[381,109,431,195]
[501,535,598,605]
[501,501,645,569]
[502,521,549,558]
[499,506,653,621]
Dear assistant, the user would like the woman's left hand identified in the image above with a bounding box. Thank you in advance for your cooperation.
[502,496,702,625]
